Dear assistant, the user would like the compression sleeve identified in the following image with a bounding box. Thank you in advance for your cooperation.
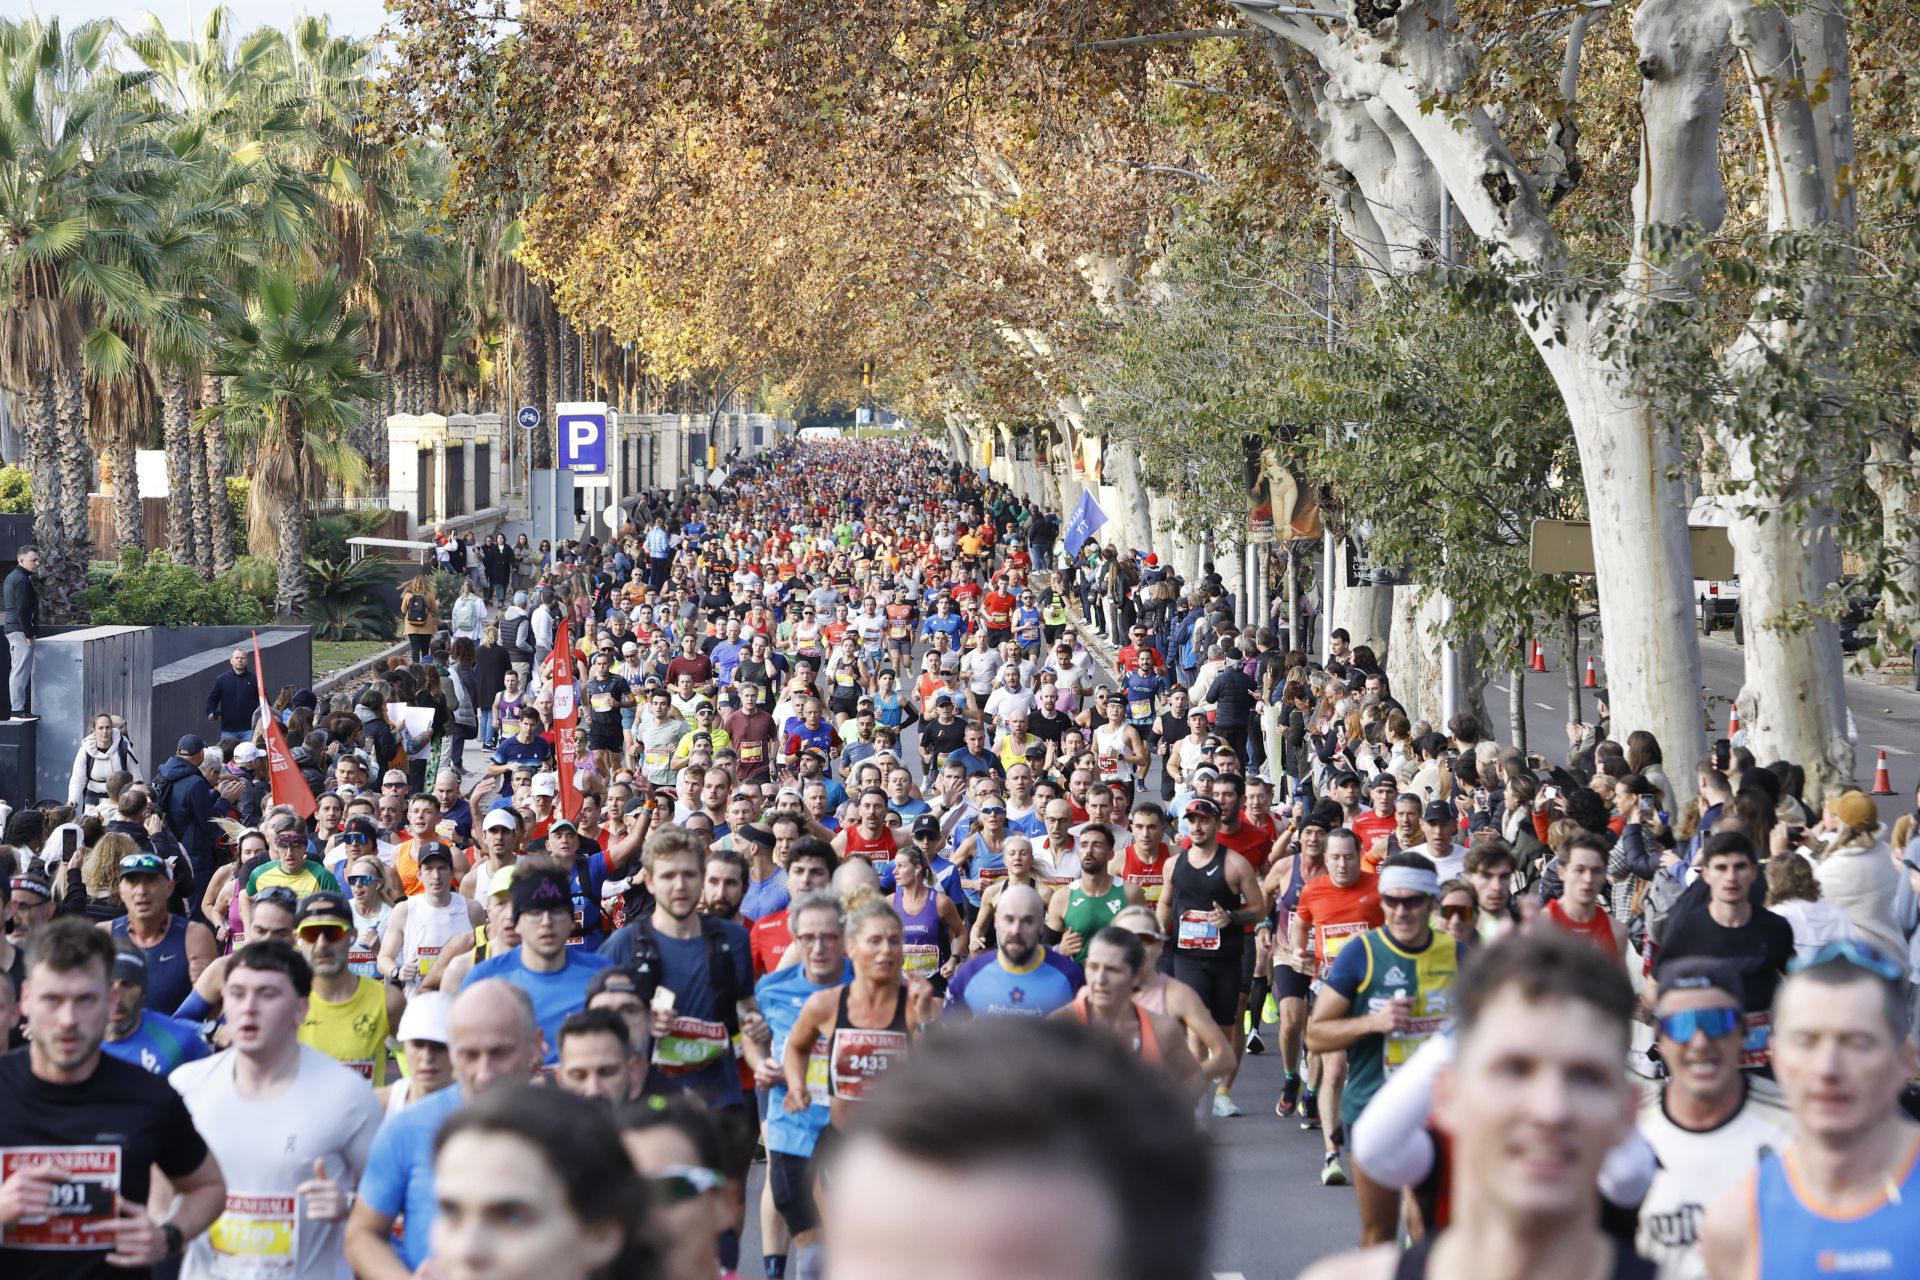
[1348,1032,1449,1188]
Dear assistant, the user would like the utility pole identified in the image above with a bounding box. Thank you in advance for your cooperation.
[1321,219,1337,661]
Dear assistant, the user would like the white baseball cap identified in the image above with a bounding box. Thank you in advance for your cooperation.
[531,773,560,797]
[395,991,452,1046]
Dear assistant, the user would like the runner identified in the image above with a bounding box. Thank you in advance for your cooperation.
[781,889,938,1132]
[1045,822,1141,962]
[106,851,216,1014]
[170,939,383,1280]
[1302,931,1645,1280]
[947,884,1084,1018]
[1155,796,1267,1118]
[888,843,967,988]
[1052,925,1202,1093]
[1701,940,1920,1279]
[376,844,482,996]
[100,944,210,1076]
[293,892,406,1084]
[0,918,226,1280]
[465,859,612,1062]
[1307,853,1459,1243]
[1289,826,1384,1181]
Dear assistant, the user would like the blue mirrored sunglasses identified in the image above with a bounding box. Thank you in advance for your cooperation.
[1789,938,1904,982]
[1656,1007,1742,1043]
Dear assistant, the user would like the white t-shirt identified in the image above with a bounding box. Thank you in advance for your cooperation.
[961,648,1004,695]
[985,685,1036,725]
[1636,1082,1791,1280]
[171,1045,385,1280]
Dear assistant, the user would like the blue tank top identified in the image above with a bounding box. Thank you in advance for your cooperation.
[892,886,946,979]
[1753,1136,1920,1278]
[101,1011,211,1075]
[111,915,193,1013]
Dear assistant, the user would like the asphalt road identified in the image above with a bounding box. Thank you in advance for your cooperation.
[1483,631,1920,798]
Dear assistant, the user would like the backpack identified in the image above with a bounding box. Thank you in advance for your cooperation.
[148,769,179,838]
[406,593,429,625]
[622,914,742,1035]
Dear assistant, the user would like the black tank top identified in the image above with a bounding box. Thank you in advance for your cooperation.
[1393,1235,1655,1280]
[1168,843,1243,959]
[828,985,910,1104]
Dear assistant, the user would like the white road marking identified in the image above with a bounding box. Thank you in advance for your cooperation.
[1881,745,1913,756]
[1214,1273,1249,1280]
[1533,702,1557,711]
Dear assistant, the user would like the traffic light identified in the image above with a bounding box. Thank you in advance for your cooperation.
[861,358,874,391]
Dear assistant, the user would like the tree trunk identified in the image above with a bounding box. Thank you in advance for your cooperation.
[1538,321,1705,790]
[275,495,307,620]
[1329,543,1393,657]
[1725,505,1853,792]
[202,378,235,575]
[54,366,92,600]
[108,434,142,554]
[188,400,214,577]
[522,323,551,469]
[21,370,71,613]
[1561,607,1584,728]
[161,371,198,568]
[1508,655,1527,754]
[1865,435,1920,647]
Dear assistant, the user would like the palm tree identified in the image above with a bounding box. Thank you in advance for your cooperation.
[0,17,168,609]
[199,267,382,619]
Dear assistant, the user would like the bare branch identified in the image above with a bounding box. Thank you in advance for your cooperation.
[1073,29,1253,52]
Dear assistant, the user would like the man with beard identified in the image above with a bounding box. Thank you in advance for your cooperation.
[1044,824,1141,962]
[946,885,1083,1019]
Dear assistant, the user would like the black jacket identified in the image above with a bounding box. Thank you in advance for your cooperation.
[3,566,38,637]
[206,669,256,735]
[154,753,224,895]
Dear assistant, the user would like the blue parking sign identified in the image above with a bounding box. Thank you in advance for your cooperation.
[558,410,607,475]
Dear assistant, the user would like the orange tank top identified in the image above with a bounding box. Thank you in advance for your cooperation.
[1071,988,1162,1062]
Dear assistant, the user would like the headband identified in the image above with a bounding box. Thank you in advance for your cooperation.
[1379,866,1441,898]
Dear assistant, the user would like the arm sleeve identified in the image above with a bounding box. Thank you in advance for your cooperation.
[1348,1033,1451,1188]
[174,989,217,1021]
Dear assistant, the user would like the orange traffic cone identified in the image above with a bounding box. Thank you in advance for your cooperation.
[1872,749,1895,796]
[1727,702,1741,740]
[1530,641,1547,673]
[1582,656,1597,688]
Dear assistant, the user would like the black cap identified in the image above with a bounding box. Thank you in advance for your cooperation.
[912,813,941,838]
[416,842,455,865]
[295,890,353,926]
[9,869,53,901]
[111,947,149,989]
[1655,957,1743,1005]
[587,966,647,999]
[1329,770,1360,787]
[1422,800,1456,824]
[177,734,206,755]
[1300,801,1341,832]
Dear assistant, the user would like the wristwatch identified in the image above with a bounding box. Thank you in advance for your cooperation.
[162,1223,185,1258]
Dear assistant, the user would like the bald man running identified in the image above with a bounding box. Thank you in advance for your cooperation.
[944,884,1084,1019]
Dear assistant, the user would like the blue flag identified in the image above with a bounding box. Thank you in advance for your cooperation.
[1063,489,1108,558]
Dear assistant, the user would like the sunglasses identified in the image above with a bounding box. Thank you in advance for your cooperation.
[1380,895,1431,911]
[297,923,349,943]
[1656,1007,1742,1043]
[1437,904,1475,921]
[339,832,371,846]
[347,875,378,888]
[1790,938,1905,981]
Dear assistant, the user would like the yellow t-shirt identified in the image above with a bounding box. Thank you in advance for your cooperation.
[298,976,391,1085]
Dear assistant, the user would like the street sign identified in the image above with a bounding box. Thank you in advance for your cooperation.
[1529,518,1736,578]
[516,405,542,430]
[557,402,609,475]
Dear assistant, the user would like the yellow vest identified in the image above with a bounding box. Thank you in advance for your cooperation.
[299,976,391,1085]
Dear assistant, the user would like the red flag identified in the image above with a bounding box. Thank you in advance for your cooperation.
[252,632,315,819]
[548,618,582,820]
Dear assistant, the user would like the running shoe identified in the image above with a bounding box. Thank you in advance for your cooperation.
[1245,1027,1266,1055]
[1320,1152,1348,1187]
[1211,1091,1243,1119]
[1299,1087,1320,1130]
[1274,1072,1302,1118]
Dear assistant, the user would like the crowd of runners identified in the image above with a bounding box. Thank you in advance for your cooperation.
[1,434,1918,1280]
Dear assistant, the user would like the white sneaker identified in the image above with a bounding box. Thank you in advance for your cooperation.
[1211,1092,1243,1118]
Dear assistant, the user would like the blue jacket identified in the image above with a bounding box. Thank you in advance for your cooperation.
[205,669,256,735]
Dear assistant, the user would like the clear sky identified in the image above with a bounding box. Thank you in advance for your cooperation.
[18,0,396,40]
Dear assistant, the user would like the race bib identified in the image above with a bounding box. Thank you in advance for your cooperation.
[1128,699,1152,720]
[1123,872,1164,903]
[644,747,670,769]
[0,1146,121,1251]
[1740,1011,1772,1069]
[206,1194,298,1280]
[1177,909,1221,951]
[653,1016,730,1074]
[889,624,908,639]
[739,741,764,762]
[829,1027,910,1102]
[805,1044,830,1092]
[591,693,614,714]
[1383,991,1452,1076]
[501,718,521,737]
[835,672,856,687]
[1316,921,1370,980]
[901,943,940,975]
